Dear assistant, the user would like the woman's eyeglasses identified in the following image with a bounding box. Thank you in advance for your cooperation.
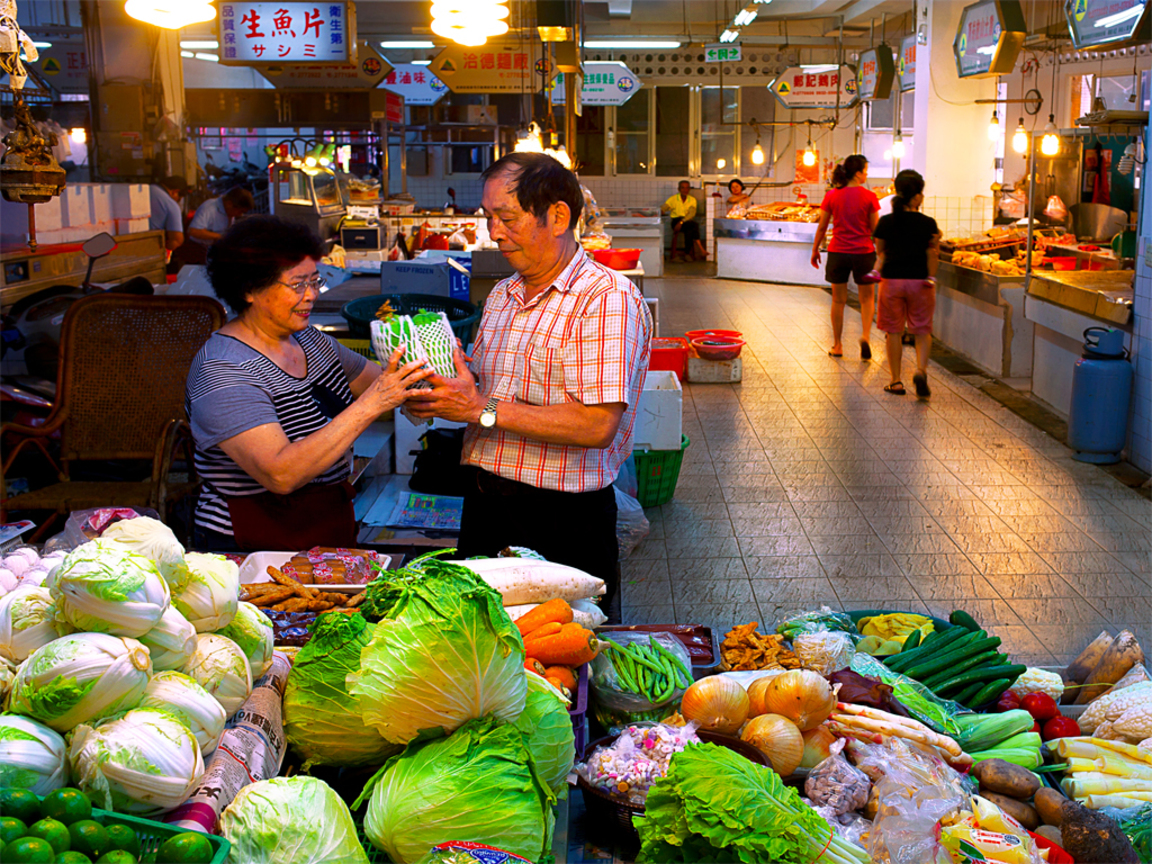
[278,275,327,296]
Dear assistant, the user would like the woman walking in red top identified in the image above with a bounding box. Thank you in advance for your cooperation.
[810,155,881,359]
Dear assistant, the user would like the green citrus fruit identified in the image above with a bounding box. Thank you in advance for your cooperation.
[0,788,41,824]
[3,835,56,863]
[104,824,140,856]
[1,815,27,844]
[156,832,214,864]
[26,817,70,854]
[69,820,111,860]
[95,850,138,864]
[56,852,95,864]
[40,789,94,826]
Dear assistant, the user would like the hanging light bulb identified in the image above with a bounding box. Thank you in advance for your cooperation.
[716,158,726,169]
[987,110,1000,142]
[891,133,905,160]
[752,142,765,165]
[124,0,215,29]
[431,0,510,47]
[1011,118,1028,154]
[801,135,816,167]
[1040,115,1060,156]
[69,127,87,145]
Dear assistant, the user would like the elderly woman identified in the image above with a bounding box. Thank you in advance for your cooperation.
[186,215,430,551]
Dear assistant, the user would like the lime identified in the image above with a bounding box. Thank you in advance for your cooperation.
[26,817,70,854]
[95,851,138,864]
[69,820,111,860]
[156,832,214,864]
[56,852,95,864]
[0,787,41,824]
[104,824,140,856]
[1,815,27,844]
[41,789,93,826]
[3,835,55,863]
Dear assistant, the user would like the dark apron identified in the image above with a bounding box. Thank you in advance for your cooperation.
[225,481,357,551]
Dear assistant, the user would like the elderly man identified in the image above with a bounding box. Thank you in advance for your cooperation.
[188,186,254,247]
[148,175,188,251]
[407,152,652,613]
[663,180,703,261]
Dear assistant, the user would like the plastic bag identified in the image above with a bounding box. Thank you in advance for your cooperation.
[939,796,1045,864]
[43,506,160,555]
[777,606,856,641]
[851,653,967,737]
[998,190,1026,220]
[575,722,700,805]
[614,486,650,560]
[808,804,871,850]
[805,739,871,815]
[794,630,855,675]
[1044,195,1068,222]
[725,204,747,219]
[591,632,692,732]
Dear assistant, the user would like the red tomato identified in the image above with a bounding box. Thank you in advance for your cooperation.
[995,691,1021,713]
[1022,692,1060,721]
[1042,716,1081,741]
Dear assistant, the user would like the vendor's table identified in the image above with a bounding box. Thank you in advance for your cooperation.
[714,218,822,286]
[933,261,1033,379]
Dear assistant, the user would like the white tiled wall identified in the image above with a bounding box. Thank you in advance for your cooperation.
[921,196,996,241]
[1128,123,1152,473]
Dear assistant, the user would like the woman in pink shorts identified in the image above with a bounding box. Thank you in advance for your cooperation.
[873,169,941,398]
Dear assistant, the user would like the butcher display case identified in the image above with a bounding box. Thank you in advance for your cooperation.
[714,217,822,286]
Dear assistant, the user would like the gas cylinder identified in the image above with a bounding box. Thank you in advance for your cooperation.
[1067,327,1133,464]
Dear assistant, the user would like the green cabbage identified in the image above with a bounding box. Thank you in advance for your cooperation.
[182,633,252,717]
[138,670,227,755]
[356,717,554,864]
[220,776,369,864]
[0,585,60,663]
[347,558,526,745]
[215,601,273,681]
[283,612,400,770]
[0,714,68,795]
[48,538,171,637]
[174,552,239,632]
[513,671,575,799]
[100,516,188,583]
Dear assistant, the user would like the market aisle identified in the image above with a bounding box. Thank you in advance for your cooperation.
[622,276,1151,666]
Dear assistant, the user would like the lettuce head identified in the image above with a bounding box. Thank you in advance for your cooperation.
[215,601,273,681]
[513,671,575,799]
[139,604,198,671]
[100,516,188,584]
[0,714,69,795]
[220,776,369,864]
[174,552,239,632]
[48,539,170,637]
[138,670,227,755]
[0,584,61,663]
[356,717,554,864]
[347,558,526,745]
[182,633,252,717]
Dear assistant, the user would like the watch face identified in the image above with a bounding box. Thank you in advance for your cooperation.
[480,412,496,428]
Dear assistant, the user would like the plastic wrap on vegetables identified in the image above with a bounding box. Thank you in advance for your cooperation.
[804,739,871,815]
[590,631,692,732]
[793,630,855,675]
[850,652,967,737]
[417,843,532,864]
[777,606,856,641]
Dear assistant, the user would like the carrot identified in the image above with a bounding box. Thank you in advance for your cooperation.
[527,623,598,666]
[515,598,573,638]
[521,621,563,643]
[524,658,547,676]
[544,665,577,691]
[546,676,572,699]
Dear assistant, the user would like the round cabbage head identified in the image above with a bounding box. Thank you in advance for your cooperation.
[48,539,170,637]
[283,612,400,770]
[513,671,575,799]
[100,516,188,584]
[174,552,239,632]
[139,605,198,671]
[182,633,252,717]
[138,670,227,755]
[8,632,152,731]
[0,714,69,795]
[220,776,369,864]
[215,601,273,681]
[0,585,61,663]
[68,706,204,815]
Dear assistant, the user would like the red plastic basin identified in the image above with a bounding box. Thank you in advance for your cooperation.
[690,335,745,361]
[685,329,743,342]
[591,248,642,270]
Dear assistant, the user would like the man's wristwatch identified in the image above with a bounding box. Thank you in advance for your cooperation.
[479,397,499,429]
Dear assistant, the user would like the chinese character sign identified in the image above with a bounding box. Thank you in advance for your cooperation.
[382,62,449,105]
[704,43,742,63]
[856,45,894,101]
[772,65,858,109]
[551,62,640,106]
[953,0,1026,78]
[430,42,554,93]
[1065,0,1149,49]
[897,34,916,92]
[218,2,354,64]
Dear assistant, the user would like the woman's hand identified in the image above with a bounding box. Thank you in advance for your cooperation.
[361,348,433,413]
[811,248,822,269]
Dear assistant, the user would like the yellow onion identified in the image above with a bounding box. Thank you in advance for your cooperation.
[760,669,835,731]
[680,676,749,735]
[741,713,803,776]
[799,725,836,769]
[746,676,774,717]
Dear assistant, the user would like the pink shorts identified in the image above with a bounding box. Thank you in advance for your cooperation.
[878,278,936,335]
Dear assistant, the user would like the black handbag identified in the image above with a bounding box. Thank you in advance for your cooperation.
[409,427,470,497]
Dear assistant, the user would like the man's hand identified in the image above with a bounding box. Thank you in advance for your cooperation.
[404,348,486,422]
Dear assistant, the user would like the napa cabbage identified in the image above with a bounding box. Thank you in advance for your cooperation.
[138,670,227,755]
[215,601,273,681]
[173,552,239,632]
[48,539,170,637]
[182,633,252,717]
[0,714,68,795]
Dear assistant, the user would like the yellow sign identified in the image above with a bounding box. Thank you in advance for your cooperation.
[42,57,61,75]
[958,32,968,55]
[429,42,555,94]
[1074,0,1088,21]
[777,81,791,94]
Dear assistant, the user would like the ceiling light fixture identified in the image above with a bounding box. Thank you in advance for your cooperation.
[380,40,436,48]
[1012,118,1028,154]
[802,136,817,166]
[180,40,218,49]
[584,40,682,49]
[734,7,757,27]
[412,59,433,65]
[69,127,86,144]
[194,52,218,62]
[891,133,905,160]
[430,0,509,47]
[987,110,1000,141]
[1040,114,1060,156]
[751,134,765,165]
[720,28,740,43]
[123,0,215,29]
[32,41,52,49]
[716,158,726,169]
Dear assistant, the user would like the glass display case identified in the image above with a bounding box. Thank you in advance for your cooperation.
[271,165,347,241]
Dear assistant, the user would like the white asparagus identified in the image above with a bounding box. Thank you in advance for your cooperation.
[828,720,958,765]
[831,711,969,762]
[835,701,933,734]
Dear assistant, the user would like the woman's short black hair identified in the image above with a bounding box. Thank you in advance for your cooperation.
[206,215,324,314]
[480,152,583,227]
[728,178,745,193]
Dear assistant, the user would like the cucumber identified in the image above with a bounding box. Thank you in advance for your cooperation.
[887,626,968,672]
[902,630,922,651]
[949,609,982,632]
[902,632,992,679]
[919,649,1004,690]
[967,678,1013,709]
[931,663,1028,694]
[953,681,985,706]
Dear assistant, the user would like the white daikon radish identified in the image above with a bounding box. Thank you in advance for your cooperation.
[454,558,605,606]
[504,597,607,630]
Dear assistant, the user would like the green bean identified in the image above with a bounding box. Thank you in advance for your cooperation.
[652,641,693,687]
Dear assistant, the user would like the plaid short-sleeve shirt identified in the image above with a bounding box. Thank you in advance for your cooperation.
[463,248,652,492]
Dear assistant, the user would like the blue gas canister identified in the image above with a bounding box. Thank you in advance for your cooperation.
[1067,327,1133,464]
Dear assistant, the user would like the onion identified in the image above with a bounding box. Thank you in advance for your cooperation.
[680,676,749,735]
[760,669,835,731]
[742,713,803,776]
[746,676,774,717]
[799,725,836,769]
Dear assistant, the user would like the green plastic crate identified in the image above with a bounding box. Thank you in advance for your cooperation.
[633,434,690,508]
[89,807,231,864]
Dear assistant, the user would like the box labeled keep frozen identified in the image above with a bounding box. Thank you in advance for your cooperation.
[379,260,470,301]
[634,370,683,451]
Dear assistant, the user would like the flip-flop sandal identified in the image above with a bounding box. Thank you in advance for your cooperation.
[884,382,906,395]
[913,373,931,398]
[860,340,872,360]
[828,349,843,357]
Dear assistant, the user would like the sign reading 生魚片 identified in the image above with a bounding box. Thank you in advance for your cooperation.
[770,66,858,110]
[897,35,916,92]
[551,62,640,106]
[256,41,388,88]
[857,45,895,101]
[953,0,1026,78]
[218,2,356,65]
[1064,0,1150,50]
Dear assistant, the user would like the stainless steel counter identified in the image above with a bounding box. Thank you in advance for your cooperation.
[715,218,822,285]
[714,218,819,242]
[932,261,1032,379]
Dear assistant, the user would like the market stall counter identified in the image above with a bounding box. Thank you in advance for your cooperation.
[715,216,824,286]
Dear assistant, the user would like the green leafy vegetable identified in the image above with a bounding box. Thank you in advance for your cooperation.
[100,516,188,585]
[137,670,227,755]
[0,715,68,795]
[512,671,575,799]
[174,551,239,632]
[47,539,171,637]
[283,612,400,770]
[634,743,868,864]
[215,601,274,681]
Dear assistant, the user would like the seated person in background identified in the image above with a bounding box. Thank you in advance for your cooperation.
[188,186,254,247]
[662,180,705,261]
[148,175,188,251]
[186,215,431,552]
[727,178,752,208]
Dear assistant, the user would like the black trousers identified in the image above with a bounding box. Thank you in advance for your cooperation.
[671,217,700,247]
[456,468,619,608]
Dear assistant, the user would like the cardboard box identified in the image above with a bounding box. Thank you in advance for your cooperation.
[394,411,468,474]
[634,370,683,451]
[379,260,469,301]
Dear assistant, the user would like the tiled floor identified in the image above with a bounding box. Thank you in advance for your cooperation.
[621,275,1151,666]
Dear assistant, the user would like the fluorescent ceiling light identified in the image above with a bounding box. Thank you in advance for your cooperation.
[1094,5,1142,28]
[32,41,52,48]
[734,8,757,26]
[412,59,432,65]
[976,45,996,55]
[180,50,194,58]
[801,64,839,72]
[584,40,681,48]
[194,52,219,62]
[719,29,740,42]
[380,40,436,48]
[181,40,218,49]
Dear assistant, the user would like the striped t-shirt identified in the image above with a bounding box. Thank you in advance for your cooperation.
[186,327,367,536]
